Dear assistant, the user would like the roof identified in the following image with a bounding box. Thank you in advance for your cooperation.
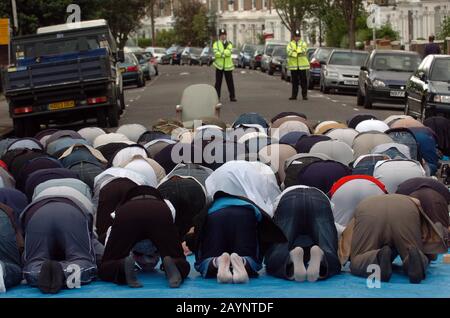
[372,49,420,55]
[37,19,108,34]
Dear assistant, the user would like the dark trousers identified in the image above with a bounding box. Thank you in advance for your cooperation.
[196,207,260,278]
[23,202,97,287]
[291,70,308,98]
[0,211,22,289]
[215,69,235,99]
[98,199,190,285]
[264,189,341,280]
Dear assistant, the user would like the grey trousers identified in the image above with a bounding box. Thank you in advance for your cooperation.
[0,211,22,289]
[23,202,97,287]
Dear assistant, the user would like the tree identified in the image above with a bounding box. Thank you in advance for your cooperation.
[334,0,362,49]
[438,16,450,39]
[100,0,150,49]
[155,29,178,48]
[173,0,208,46]
[273,0,315,35]
[146,0,158,46]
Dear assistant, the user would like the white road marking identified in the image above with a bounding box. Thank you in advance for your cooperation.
[180,72,190,76]
[331,100,338,103]
[353,108,360,111]
[342,104,347,107]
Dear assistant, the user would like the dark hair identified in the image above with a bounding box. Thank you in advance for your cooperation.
[429,35,435,42]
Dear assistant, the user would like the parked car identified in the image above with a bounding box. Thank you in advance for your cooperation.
[181,47,203,65]
[145,52,159,76]
[232,48,239,67]
[238,44,256,68]
[268,46,287,75]
[357,49,421,109]
[320,49,369,93]
[200,46,214,66]
[134,52,152,80]
[119,52,146,87]
[261,41,287,73]
[405,54,450,120]
[145,47,166,64]
[307,47,316,61]
[308,47,334,89]
[161,46,184,65]
[249,45,264,70]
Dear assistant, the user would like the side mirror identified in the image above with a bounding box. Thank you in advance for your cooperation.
[419,72,427,82]
[117,50,125,63]
[320,61,327,66]
[360,66,368,72]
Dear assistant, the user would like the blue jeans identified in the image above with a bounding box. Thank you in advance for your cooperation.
[0,211,22,289]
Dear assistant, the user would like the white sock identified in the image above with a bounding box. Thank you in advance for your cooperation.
[289,247,307,282]
[307,245,324,282]
[216,253,233,284]
[0,262,6,293]
[230,253,249,284]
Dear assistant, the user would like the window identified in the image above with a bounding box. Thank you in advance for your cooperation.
[430,58,450,81]
[371,53,421,72]
[328,51,369,66]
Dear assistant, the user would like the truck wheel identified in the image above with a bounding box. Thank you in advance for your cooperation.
[108,104,120,128]
[97,109,108,128]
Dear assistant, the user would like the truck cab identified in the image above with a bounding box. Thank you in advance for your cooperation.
[1,19,125,136]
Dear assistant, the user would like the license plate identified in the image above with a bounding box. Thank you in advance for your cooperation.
[49,100,75,111]
[390,90,405,97]
[344,80,358,86]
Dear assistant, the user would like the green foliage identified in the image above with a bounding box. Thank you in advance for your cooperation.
[155,29,178,48]
[173,0,209,47]
[274,0,316,33]
[438,16,450,39]
[138,37,152,48]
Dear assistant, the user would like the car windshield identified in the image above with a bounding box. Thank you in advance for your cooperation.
[192,48,203,55]
[244,45,255,53]
[266,45,284,55]
[166,47,178,54]
[155,48,166,54]
[315,48,332,61]
[329,51,368,66]
[232,49,239,54]
[124,54,136,64]
[273,47,286,58]
[372,53,421,72]
[134,53,147,63]
[430,58,450,82]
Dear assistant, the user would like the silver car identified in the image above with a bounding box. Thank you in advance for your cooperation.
[320,49,369,94]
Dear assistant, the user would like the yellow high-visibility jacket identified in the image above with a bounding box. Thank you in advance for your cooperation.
[286,40,310,71]
[213,40,234,71]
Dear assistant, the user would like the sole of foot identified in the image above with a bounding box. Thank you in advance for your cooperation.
[216,253,233,284]
[407,247,425,284]
[230,253,249,284]
[163,256,183,288]
[307,245,324,282]
[377,245,393,282]
[124,256,143,288]
[289,247,307,282]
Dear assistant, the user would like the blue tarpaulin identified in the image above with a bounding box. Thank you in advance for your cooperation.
[2,252,450,298]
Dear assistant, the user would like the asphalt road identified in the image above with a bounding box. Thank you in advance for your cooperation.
[121,64,403,129]
[0,65,404,136]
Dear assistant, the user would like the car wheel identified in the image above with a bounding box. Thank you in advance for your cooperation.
[281,72,285,80]
[322,81,330,94]
[268,68,274,76]
[170,59,174,65]
[137,75,145,88]
[363,88,373,109]
[356,88,364,106]
[155,68,159,76]
[420,100,433,122]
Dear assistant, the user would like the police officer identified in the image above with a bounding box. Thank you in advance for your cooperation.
[287,30,309,101]
[213,29,237,102]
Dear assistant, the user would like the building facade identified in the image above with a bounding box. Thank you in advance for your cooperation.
[139,0,450,48]
[366,0,449,44]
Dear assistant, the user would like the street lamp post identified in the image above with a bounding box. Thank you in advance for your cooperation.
[11,0,18,35]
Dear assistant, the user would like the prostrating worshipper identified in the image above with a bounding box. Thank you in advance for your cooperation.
[98,186,190,288]
[185,161,286,284]
[340,194,447,284]
[264,186,341,282]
